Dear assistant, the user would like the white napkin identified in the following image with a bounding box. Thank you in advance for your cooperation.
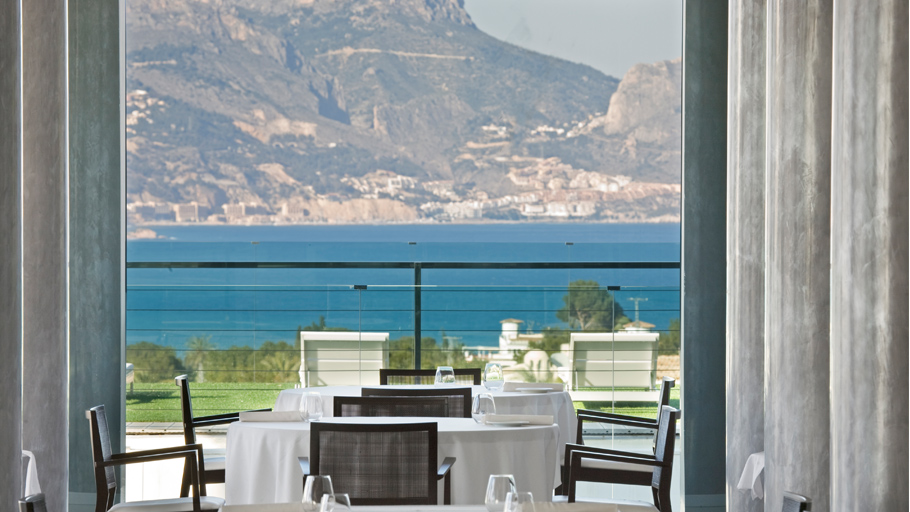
[502,381,564,392]
[736,451,765,500]
[22,450,41,496]
[483,414,554,425]
[239,411,302,422]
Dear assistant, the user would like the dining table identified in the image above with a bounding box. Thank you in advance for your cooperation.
[224,415,560,505]
[223,501,629,512]
[273,384,577,467]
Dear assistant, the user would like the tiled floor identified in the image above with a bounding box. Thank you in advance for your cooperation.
[124,427,680,508]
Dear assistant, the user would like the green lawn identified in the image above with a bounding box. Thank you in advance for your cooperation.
[127,383,681,423]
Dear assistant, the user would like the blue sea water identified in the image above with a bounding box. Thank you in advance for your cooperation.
[127,223,681,351]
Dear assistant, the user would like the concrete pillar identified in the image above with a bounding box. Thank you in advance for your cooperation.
[725,1,765,511]
[829,1,908,510]
[681,1,727,511]
[764,1,832,510]
[0,0,22,503]
[67,0,124,508]
[21,0,69,511]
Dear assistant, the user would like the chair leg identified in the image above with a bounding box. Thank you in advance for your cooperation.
[444,472,452,505]
[180,464,192,497]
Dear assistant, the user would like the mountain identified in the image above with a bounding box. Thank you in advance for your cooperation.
[125,0,680,226]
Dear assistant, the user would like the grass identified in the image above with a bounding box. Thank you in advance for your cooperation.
[127,382,290,422]
[127,382,682,423]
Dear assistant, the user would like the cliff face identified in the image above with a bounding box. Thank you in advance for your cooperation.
[125,0,681,225]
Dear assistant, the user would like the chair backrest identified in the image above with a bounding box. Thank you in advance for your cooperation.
[19,494,47,512]
[575,377,674,444]
[175,375,198,445]
[361,386,472,418]
[782,492,811,512]
[86,405,118,512]
[334,395,450,417]
[650,405,680,511]
[309,421,438,505]
[379,368,481,385]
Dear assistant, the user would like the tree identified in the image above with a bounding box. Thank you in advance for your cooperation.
[556,280,628,331]
[659,318,681,354]
[126,341,185,383]
[184,335,214,382]
[257,340,299,383]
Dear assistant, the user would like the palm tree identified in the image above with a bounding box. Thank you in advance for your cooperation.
[184,335,214,382]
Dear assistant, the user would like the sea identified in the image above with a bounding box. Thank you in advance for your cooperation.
[126,223,681,351]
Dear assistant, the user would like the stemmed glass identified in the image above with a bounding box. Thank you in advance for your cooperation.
[302,475,334,512]
[319,493,351,512]
[472,393,496,424]
[435,366,456,386]
[483,362,504,391]
[300,392,324,422]
[504,491,535,512]
[485,474,517,512]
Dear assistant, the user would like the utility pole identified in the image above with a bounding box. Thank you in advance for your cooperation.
[627,297,648,323]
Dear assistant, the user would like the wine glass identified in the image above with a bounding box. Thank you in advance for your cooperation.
[302,475,334,512]
[504,491,535,512]
[435,366,455,386]
[483,362,504,391]
[299,392,324,422]
[320,493,351,512]
[472,393,496,424]
[484,474,516,512]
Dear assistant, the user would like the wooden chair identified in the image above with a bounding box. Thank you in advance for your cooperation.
[361,386,472,418]
[298,422,456,505]
[333,395,451,417]
[379,368,481,385]
[556,377,675,494]
[782,492,811,512]
[562,405,679,511]
[19,494,47,512]
[175,374,270,496]
[87,405,224,512]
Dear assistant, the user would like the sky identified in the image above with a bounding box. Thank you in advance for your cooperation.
[462,0,683,79]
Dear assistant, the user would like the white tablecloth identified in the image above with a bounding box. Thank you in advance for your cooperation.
[275,385,577,466]
[225,416,560,505]
[225,503,615,512]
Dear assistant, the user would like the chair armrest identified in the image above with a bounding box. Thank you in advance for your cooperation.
[298,457,310,477]
[105,444,202,466]
[578,410,658,429]
[565,443,656,461]
[569,449,668,469]
[192,408,270,427]
[436,457,455,480]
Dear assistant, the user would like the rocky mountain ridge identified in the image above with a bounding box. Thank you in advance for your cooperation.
[125,0,681,227]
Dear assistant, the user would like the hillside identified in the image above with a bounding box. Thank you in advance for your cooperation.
[125,0,680,226]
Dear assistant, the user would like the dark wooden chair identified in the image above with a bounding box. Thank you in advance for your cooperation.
[175,374,270,497]
[334,395,450,417]
[564,405,680,511]
[19,494,47,512]
[379,368,481,385]
[361,386,472,418]
[783,491,811,512]
[298,422,456,505]
[87,405,224,512]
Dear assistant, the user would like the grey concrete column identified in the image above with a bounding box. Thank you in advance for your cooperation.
[21,0,69,510]
[67,0,124,508]
[764,1,832,510]
[829,1,908,510]
[681,1,727,511]
[0,0,22,504]
[725,1,765,511]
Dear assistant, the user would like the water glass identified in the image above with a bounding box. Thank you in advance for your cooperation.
[504,491,535,512]
[300,392,324,421]
[484,474,516,512]
[472,393,496,424]
[302,475,334,512]
[483,362,505,391]
[319,493,351,512]
[435,366,456,386]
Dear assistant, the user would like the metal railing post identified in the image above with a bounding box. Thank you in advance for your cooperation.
[414,262,421,370]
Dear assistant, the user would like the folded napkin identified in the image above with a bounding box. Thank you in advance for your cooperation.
[483,414,554,425]
[22,450,41,496]
[503,381,565,392]
[239,411,302,422]
[736,451,765,500]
